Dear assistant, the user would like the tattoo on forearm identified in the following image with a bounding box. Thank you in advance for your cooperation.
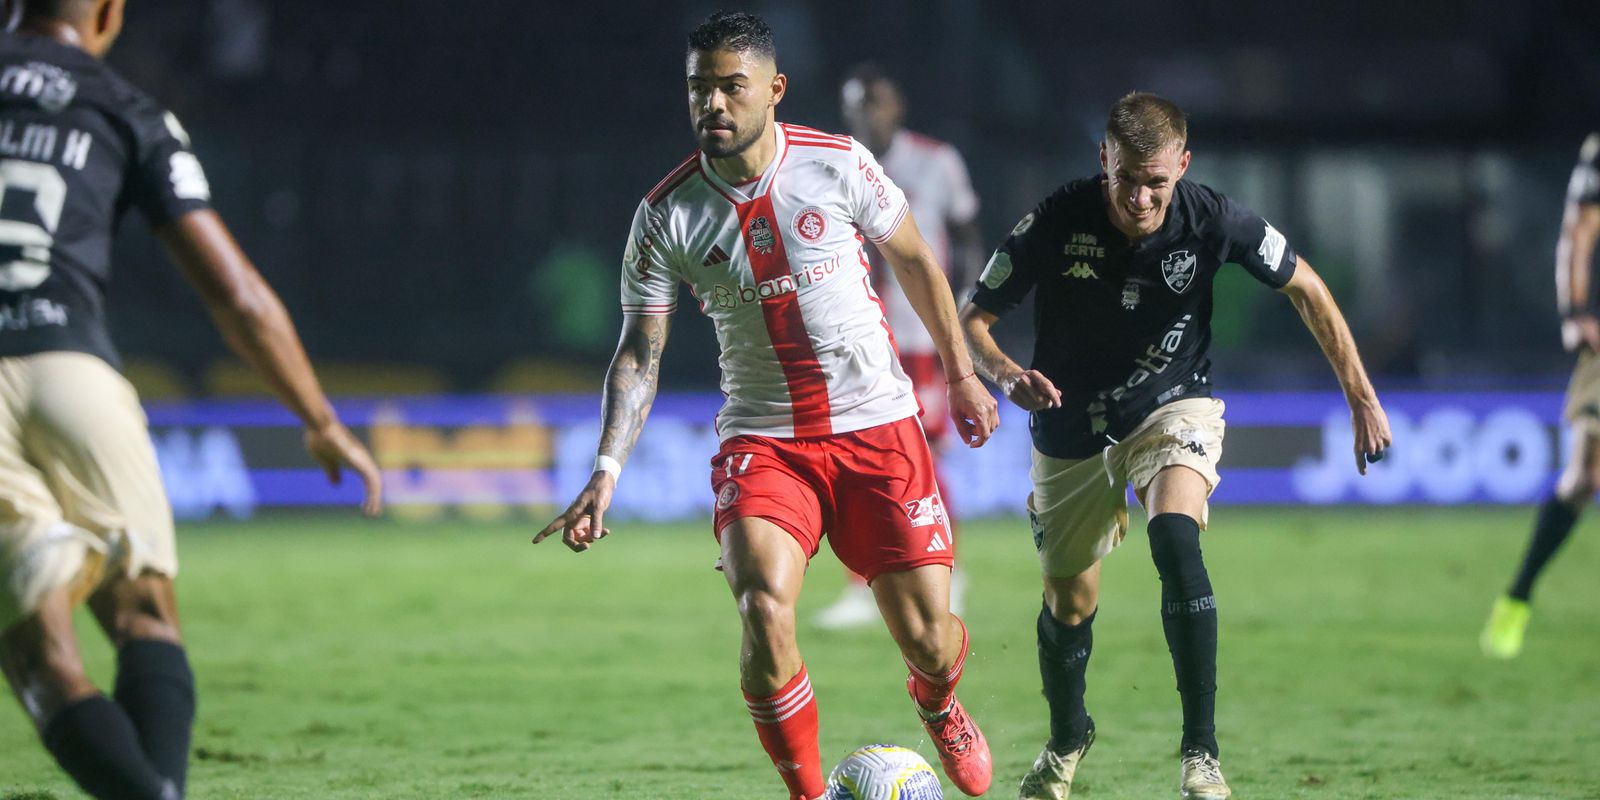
[597,316,667,465]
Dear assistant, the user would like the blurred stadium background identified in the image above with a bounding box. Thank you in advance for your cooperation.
[90,0,1600,520]
[5,2,1598,798]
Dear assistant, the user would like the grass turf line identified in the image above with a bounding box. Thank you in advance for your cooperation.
[0,507,1596,799]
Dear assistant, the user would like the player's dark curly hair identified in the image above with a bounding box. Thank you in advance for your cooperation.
[1106,92,1188,157]
[687,11,776,63]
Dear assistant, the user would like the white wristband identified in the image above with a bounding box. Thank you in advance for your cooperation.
[593,455,623,480]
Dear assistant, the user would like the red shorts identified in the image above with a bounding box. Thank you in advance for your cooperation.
[709,416,954,582]
[900,352,949,439]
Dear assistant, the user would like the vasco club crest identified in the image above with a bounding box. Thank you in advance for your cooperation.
[748,216,776,254]
[1161,250,1198,293]
[792,207,827,243]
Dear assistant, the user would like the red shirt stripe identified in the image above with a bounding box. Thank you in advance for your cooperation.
[736,194,833,437]
[647,153,700,206]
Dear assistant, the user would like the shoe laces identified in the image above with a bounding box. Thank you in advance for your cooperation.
[933,706,975,755]
[1183,751,1224,784]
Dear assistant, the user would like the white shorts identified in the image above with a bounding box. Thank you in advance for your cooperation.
[0,352,175,630]
[1028,398,1225,578]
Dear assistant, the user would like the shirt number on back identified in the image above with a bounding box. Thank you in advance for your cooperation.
[0,159,67,292]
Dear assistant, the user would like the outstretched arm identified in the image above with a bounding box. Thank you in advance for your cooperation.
[876,215,999,446]
[534,312,670,551]
[1280,256,1392,474]
[157,209,382,516]
[959,302,1061,411]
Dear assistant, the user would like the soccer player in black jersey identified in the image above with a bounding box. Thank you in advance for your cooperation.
[1481,132,1600,659]
[0,2,382,798]
[961,93,1392,799]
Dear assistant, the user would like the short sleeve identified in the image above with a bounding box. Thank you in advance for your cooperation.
[126,103,212,227]
[848,139,911,243]
[936,145,980,225]
[1568,133,1600,206]
[620,200,681,315]
[1216,193,1298,289]
[969,202,1049,316]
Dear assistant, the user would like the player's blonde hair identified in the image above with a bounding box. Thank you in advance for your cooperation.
[1106,92,1188,158]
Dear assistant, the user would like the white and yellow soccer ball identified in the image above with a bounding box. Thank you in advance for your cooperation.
[824,744,944,800]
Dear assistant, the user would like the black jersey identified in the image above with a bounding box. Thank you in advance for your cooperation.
[971,176,1297,458]
[0,34,211,368]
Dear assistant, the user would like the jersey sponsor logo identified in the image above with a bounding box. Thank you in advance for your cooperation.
[856,156,893,209]
[792,206,827,244]
[1011,211,1036,236]
[1063,232,1105,258]
[979,250,1013,289]
[710,255,845,310]
[1102,314,1193,407]
[1160,250,1197,293]
[1258,222,1287,272]
[747,215,776,254]
[1064,262,1098,279]
[168,152,210,201]
[904,493,947,529]
[715,480,740,510]
[0,62,77,112]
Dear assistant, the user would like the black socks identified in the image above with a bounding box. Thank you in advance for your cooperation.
[1508,496,1579,602]
[42,695,176,800]
[115,639,196,793]
[1036,603,1095,752]
[1148,512,1218,757]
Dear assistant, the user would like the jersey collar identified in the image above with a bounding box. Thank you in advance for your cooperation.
[698,123,787,205]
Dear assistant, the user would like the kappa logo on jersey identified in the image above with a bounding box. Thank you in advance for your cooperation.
[0,62,78,112]
[792,206,827,243]
[904,494,948,530]
[702,244,730,267]
[1065,263,1098,279]
[747,215,776,254]
[1161,250,1197,293]
[1258,222,1287,272]
[980,251,1013,289]
[716,481,740,510]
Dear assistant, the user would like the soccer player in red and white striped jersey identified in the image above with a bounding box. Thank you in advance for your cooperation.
[535,11,998,799]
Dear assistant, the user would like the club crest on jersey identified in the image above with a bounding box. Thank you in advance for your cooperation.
[716,481,740,511]
[904,494,948,529]
[747,216,776,255]
[1161,250,1198,294]
[792,206,827,244]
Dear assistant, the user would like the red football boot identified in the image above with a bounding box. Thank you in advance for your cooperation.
[912,680,992,796]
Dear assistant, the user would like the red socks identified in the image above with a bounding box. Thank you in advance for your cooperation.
[744,665,825,800]
[906,616,969,715]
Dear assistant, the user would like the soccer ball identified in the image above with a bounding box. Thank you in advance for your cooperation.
[824,743,944,800]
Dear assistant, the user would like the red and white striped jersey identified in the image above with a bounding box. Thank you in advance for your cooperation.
[876,129,979,355]
[622,123,920,440]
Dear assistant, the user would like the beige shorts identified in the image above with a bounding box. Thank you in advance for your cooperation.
[0,352,175,630]
[1565,351,1600,434]
[1027,397,1225,578]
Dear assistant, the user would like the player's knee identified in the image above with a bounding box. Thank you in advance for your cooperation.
[1147,513,1212,599]
[1042,576,1097,625]
[736,588,795,645]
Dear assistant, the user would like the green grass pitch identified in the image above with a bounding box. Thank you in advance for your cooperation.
[2,507,1597,799]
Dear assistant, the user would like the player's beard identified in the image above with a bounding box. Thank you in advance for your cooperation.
[699,115,766,159]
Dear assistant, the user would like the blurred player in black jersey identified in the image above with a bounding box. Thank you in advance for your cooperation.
[0,2,382,798]
[961,93,1391,799]
[1481,133,1600,660]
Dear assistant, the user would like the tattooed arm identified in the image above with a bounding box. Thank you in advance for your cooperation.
[534,313,671,552]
